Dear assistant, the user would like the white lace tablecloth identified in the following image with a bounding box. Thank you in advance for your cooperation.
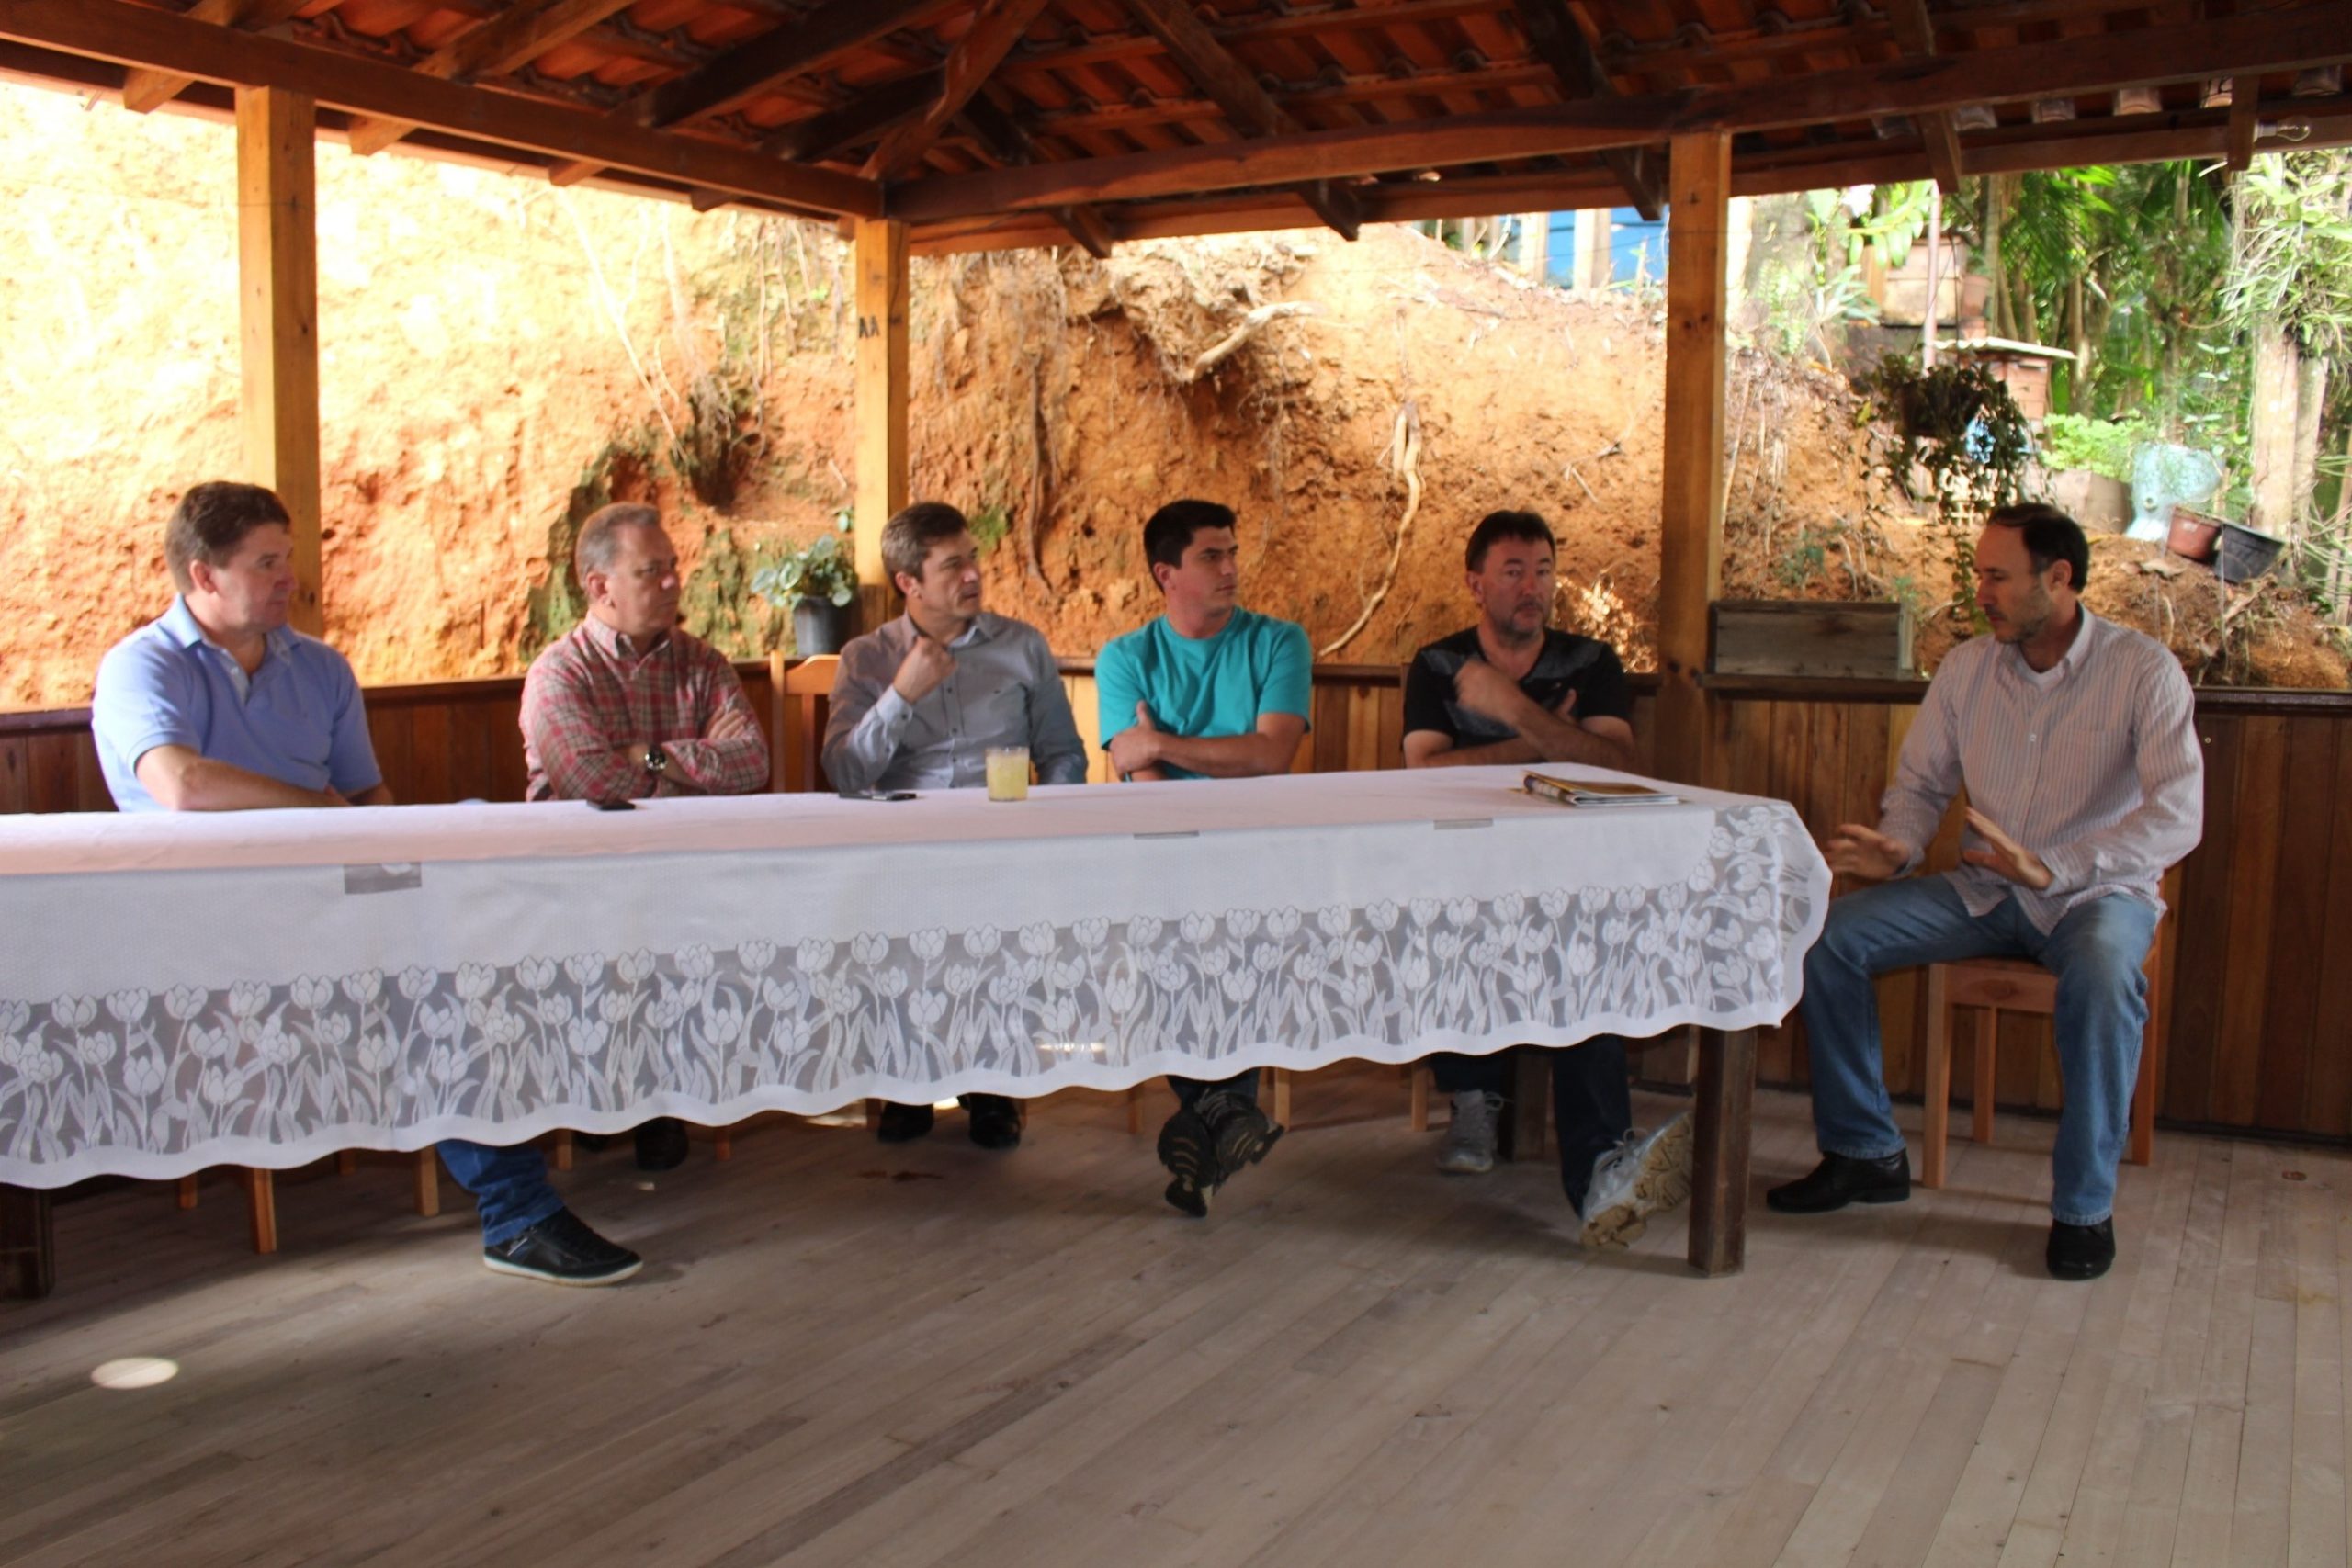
[0,767,1828,1187]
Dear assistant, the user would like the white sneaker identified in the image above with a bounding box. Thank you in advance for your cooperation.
[1577,1113,1694,1248]
[1436,1090,1504,1174]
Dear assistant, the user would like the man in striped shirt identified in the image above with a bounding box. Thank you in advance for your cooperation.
[521,502,769,1170]
[1768,504,2203,1281]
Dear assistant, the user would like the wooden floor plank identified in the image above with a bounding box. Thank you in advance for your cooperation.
[0,1083,2347,1568]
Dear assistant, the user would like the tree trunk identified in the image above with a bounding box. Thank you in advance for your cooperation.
[2291,349,2328,546]
[1982,176,2012,340]
[2248,321,2301,536]
[2067,274,2092,413]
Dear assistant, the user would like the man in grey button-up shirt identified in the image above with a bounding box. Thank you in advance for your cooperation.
[823,502,1087,798]
[1769,504,2203,1285]
[823,502,1087,1151]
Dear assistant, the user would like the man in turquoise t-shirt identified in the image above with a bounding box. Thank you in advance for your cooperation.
[1097,499,1311,1217]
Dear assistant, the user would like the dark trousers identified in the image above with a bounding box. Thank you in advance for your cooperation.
[1168,1069,1261,1109]
[1429,1040,1632,1212]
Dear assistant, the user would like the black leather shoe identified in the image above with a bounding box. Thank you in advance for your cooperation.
[876,1101,935,1144]
[2047,1218,2116,1280]
[1765,1150,1911,1213]
[964,1094,1023,1151]
[633,1117,690,1171]
[482,1209,641,1286]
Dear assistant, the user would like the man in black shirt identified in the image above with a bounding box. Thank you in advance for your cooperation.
[1401,508,1692,1248]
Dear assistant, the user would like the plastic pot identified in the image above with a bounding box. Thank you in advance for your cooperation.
[2166,507,2222,563]
[793,598,851,656]
[2216,520,2286,585]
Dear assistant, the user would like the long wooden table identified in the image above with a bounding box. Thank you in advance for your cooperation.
[0,767,1824,1292]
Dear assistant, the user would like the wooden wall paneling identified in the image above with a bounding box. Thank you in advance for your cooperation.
[2165,714,2240,1122]
[405,703,454,805]
[487,695,529,802]
[444,697,495,806]
[1374,682,1405,770]
[1343,682,1384,773]
[2212,715,2288,1127]
[28,733,84,816]
[0,737,27,813]
[368,707,414,807]
[2256,714,2335,1132]
[1308,678,1348,773]
[2303,722,2352,1137]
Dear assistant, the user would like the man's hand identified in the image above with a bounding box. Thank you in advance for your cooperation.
[1453,660,1533,728]
[1824,823,1910,881]
[1962,807,2054,891]
[1107,703,1163,778]
[1552,687,1580,720]
[892,636,956,704]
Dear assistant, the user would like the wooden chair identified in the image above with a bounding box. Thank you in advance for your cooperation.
[1918,870,2182,1189]
[770,652,840,795]
[177,1146,443,1255]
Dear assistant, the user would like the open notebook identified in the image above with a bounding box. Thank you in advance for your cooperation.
[1521,772,1684,807]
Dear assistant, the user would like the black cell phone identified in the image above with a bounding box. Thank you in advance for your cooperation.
[848,789,917,802]
[587,798,637,812]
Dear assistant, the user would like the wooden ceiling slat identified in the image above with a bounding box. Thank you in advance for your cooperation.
[1510,0,1662,213]
[343,0,643,155]
[888,2,2352,220]
[1117,0,1363,234]
[4,0,880,213]
[863,0,1057,177]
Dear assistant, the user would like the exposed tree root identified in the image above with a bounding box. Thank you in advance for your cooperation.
[1321,399,1422,658]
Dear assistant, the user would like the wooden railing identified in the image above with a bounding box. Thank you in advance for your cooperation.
[7,663,2349,1143]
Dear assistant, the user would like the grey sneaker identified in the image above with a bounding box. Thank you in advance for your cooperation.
[1576,1113,1693,1249]
[1436,1090,1504,1174]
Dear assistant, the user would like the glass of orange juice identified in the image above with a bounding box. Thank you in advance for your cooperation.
[985,746,1030,801]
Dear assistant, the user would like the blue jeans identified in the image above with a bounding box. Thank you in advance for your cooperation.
[437,1140,564,1247]
[1430,1043,1632,1213]
[1801,876,2159,1226]
[1169,1070,1260,1108]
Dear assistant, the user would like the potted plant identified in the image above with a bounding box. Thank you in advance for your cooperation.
[752,515,859,656]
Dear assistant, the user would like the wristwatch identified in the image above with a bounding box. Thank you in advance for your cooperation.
[641,745,668,781]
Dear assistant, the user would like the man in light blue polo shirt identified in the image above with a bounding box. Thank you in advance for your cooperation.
[1097,499,1310,1216]
[92,480,639,1287]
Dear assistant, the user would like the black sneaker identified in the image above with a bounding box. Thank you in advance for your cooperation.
[876,1102,935,1144]
[1764,1150,1911,1214]
[482,1209,641,1286]
[2047,1218,2116,1281]
[964,1094,1023,1151]
[1157,1107,1219,1217]
[1194,1089,1283,1178]
[634,1117,690,1171]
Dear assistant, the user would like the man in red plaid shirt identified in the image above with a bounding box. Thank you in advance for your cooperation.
[521,501,769,1168]
[522,502,769,804]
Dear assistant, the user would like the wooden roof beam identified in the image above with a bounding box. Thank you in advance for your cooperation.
[6,0,880,215]
[889,2,2352,221]
[864,0,1057,180]
[121,0,310,114]
[1117,0,1360,238]
[1886,0,1964,192]
[764,72,943,164]
[344,0,639,157]
[958,93,1119,256]
[1508,0,1662,218]
[548,0,958,186]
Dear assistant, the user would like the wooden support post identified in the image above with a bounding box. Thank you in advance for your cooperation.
[1654,131,1730,789]
[243,1167,279,1255]
[2,1185,55,1300]
[413,1150,440,1218]
[1572,209,1611,292]
[237,86,322,637]
[1687,1025,1755,1277]
[853,217,909,636]
[1506,1047,1550,1163]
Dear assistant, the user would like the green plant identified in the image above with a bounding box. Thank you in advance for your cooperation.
[1773,526,1836,588]
[1860,354,2035,633]
[751,514,857,609]
[968,502,1012,557]
[2039,412,2158,482]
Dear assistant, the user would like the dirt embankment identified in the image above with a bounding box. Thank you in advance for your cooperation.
[2,79,2340,711]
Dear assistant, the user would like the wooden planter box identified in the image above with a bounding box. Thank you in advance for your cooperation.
[1711,600,1916,679]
